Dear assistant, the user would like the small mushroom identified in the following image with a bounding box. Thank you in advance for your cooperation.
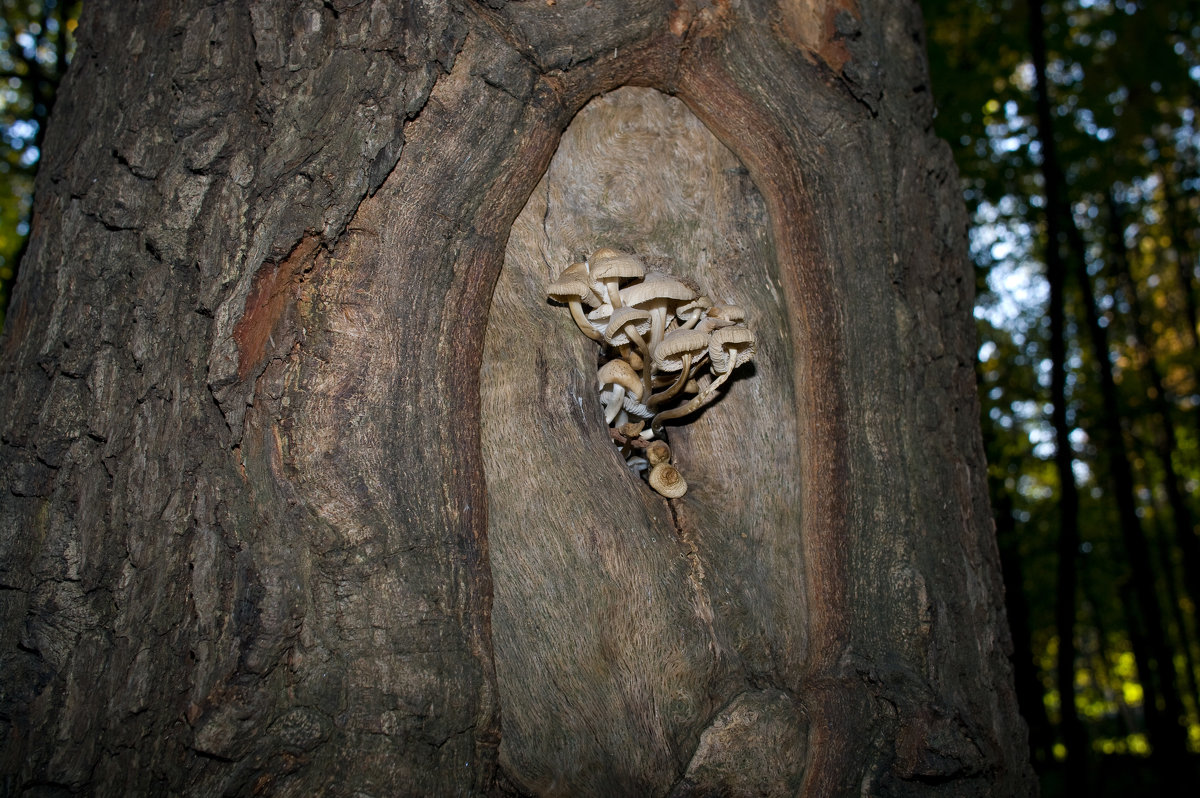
[648,328,709,406]
[705,324,757,394]
[621,390,654,420]
[604,306,653,368]
[676,295,714,330]
[620,270,698,354]
[548,265,605,342]
[650,328,755,434]
[618,420,645,438]
[645,440,672,467]
[648,462,687,498]
[696,303,746,334]
[627,455,649,474]
[589,248,646,309]
[585,302,616,340]
[597,359,643,425]
[561,260,605,297]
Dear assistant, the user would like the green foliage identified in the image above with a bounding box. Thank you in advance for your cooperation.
[927,0,1200,790]
[0,0,79,327]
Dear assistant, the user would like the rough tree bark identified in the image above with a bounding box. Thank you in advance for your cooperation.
[0,1,1035,795]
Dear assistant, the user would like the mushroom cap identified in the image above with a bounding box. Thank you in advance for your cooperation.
[695,303,745,333]
[648,463,688,498]
[652,328,710,372]
[695,316,736,334]
[547,269,603,307]
[617,420,645,438]
[560,261,590,280]
[590,248,647,283]
[708,303,746,322]
[645,440,672,466]
[676,295,713,322]
[562,260,608,298]
[604,306,652,347]
[620,270,698,308]
[709,325,757,373]
[597,358,643,398]
[585,302,616,337]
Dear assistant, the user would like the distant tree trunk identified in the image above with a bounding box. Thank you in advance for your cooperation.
[1063,207,1192,772]
[1108,193,1200,652]
[0,2,1035,795]
[1027,0,1090,786]
[1157,169,1200,351]
[994,489,1055,769]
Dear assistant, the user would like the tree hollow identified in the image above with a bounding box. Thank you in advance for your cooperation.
[482,87,808,795]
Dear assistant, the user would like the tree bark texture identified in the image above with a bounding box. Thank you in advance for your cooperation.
[0,1,1034,795]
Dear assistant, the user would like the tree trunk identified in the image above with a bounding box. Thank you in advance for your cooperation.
[994,489,1055,770]
[1108,192,1200,653]
[0,1,1035,795]
[1027,0,1089,786]
[1064,204,1192,771]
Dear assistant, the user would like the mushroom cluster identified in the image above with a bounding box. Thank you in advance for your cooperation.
[547,247,757,498]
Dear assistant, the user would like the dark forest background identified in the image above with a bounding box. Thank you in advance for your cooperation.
[1,1,1197,794]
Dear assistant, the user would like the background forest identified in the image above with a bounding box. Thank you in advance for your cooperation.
[0,0,1196,795]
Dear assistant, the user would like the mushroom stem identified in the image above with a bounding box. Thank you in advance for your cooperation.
[647,353,692,407]
[649,307,668,354]
[604,279,623,310]
[650,389,718,435]
[650,356,733,435]
[631,319,660,398]
[604,385,626,424]
[643,306,671,397]
[614,323,652,395]
[705,346,739,394]
[623,325,649,363]
[569,301,604,342]
[643,307,672,398]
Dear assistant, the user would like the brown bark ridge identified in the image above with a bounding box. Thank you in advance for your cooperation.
[0,1,1034,795]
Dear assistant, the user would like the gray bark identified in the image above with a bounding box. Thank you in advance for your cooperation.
[0,1,1034,795]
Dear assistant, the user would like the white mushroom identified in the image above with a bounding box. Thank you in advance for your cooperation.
[620,272,698,396]
[695,303,746,334]
[597,359,643,425]
[645,440,672,467]
[676,295,714,330]
[648,328,709,407]
[651,327,755,434]
[547,264,605,342]
[589,248,646,310]
[705,324,756,394]
[620,271,697,353]
[605,306,653,369]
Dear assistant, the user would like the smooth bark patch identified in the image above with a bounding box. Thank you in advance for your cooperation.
[482,86,805,795]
